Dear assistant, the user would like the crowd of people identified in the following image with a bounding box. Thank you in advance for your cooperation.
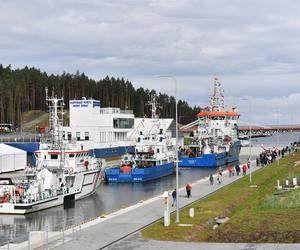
[169,141,299,206]
[257,142,298,167]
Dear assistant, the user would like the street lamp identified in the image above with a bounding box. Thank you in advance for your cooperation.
[241,98,252,184]
[159,75,179,223]
[276,109,280,166]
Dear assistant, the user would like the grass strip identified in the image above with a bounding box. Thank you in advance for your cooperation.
[142,151,300,243]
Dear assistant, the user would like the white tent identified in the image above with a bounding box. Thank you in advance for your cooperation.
[0,144,26,173]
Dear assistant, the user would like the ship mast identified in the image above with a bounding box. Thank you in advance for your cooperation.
[45,88,65,149]
[147,95,160,119]
[210,77,224,112]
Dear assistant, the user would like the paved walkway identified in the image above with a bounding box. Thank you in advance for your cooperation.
[50,163,263,250]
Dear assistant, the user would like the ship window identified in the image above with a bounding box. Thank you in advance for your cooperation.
[67,132,72,140]
[85,132,89,140]
[69,154,75,158]
[35,153,39,158]
[137,137,141,142]
[50,154,58,159]
[76,132,81,140]
[159,137,163,142]
[152,137,155,140]
[157,148,160,153]
[113,118,134,129]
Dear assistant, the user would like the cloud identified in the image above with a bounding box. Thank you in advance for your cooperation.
[1,0,300,125]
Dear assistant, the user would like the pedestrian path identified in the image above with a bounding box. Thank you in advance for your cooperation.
[49,163,261,250]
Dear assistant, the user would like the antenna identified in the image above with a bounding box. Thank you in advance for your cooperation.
[45,88,65,149]
[146,95,161,119]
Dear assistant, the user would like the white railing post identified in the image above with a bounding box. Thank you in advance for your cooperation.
[28,232,31,250]
[45,226,49,249]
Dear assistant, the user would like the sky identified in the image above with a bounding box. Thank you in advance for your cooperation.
[1,0,300,125]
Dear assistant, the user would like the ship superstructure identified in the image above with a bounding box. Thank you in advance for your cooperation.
[62,98,135,158]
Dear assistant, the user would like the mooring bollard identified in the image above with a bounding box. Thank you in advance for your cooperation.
[189,208,194,218]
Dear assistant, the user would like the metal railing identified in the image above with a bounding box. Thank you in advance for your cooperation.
[0,214,98,250]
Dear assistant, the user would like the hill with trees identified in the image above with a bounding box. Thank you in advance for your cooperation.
[0,64,203,126]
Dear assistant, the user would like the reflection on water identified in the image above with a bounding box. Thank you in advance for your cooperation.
[0,169,214,245]
[1,132,300,245]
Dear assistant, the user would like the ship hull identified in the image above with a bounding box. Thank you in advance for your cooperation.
[5,142,134,163]
[179,141,241,168]
[105,162,175,183]
[0,169,101,214]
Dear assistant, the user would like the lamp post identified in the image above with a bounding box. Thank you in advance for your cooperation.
[276,109,280,166]
[159,75,179,223]
[241,98,252,184]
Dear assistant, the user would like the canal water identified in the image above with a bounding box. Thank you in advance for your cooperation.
[1,131,300,245]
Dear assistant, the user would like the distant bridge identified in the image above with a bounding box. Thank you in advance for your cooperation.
[238,125,300,136]
[180,124,300,137]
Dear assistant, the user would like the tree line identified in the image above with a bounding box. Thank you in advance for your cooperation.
[0,64,203,126]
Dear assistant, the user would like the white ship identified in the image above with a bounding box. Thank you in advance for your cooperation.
[0,91,102,214]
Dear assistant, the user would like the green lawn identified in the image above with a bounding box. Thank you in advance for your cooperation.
[142,151,300,243]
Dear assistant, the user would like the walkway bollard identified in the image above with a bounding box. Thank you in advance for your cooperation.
[163,191,170,226]
[72,226,75,239]
[46,226,49,250]
[28,232,31,250]
[7,240,9,250]
[189,208,195,218]
[62,227,65,244]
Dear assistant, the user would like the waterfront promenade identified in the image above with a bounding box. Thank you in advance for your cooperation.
[48,151,265,250]
[4,147,299,250]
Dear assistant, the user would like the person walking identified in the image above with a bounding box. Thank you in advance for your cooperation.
[242,164,247,175]
[209,174,214,185]
[217,172,222,184]
[235,165,240,176]
[186,183,192,198]
[171,188,177,207]
[228,165,233,177]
